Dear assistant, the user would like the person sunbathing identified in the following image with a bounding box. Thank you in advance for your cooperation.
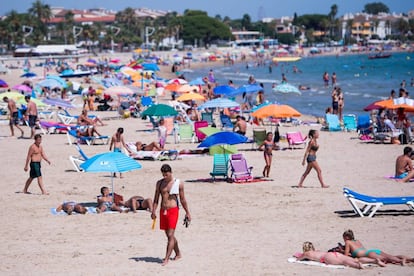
[135,141,162,151]
[76,125,102,137]
[121,196,153,213]
[294,241,365,269]
[343,229,412,265]
[56,201,87,215]
[96,186,127,213]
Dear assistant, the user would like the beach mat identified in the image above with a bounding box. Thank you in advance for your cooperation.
[186,177,273,183]
[287,257,345,269]
[50,206,129,215]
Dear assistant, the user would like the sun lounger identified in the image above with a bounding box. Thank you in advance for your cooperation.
[66,128,109,146]
[126,142,178,161]
[68,144,89,172]
[210,154,229,181]
[343,114,357,132]
[343,187,414,217]
[324,114,342,131]
[229,154,253,182]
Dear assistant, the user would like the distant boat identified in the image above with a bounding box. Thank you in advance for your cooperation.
[272,56,301,62]
[368,52,392,59]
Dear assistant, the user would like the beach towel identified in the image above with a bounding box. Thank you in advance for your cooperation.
[287,257,345,269]
[170,178,180,195]
[50,207,97,216]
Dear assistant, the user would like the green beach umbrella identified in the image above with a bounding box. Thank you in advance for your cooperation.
[141,104,178,117]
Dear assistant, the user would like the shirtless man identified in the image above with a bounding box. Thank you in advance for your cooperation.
[395,146,414,182]
[23,134,51,195]
[109,127,131,178]
[25,95,38,139]
[77,109,105,127]
[233,115,247,136]
[151,164,191,266]
[3,96,24,137]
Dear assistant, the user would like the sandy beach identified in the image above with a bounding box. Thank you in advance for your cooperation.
[0,52,413,275]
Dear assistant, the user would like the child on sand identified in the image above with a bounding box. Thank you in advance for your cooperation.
[259,132,275,178]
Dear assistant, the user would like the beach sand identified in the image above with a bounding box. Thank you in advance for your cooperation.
[0,53,413,275]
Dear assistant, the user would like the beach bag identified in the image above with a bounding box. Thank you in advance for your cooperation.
[399,133,408,144]
[113,193,124,205]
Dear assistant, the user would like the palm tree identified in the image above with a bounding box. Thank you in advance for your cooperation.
[28,0,51,43]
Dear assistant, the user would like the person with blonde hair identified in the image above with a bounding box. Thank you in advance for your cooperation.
[294,241,364,269]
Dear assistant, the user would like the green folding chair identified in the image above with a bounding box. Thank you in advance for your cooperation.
[177,123,195,143]
[209,154,229,181]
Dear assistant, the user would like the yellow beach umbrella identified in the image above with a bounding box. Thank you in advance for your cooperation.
[1,91,24,100]
[176,92,205,102]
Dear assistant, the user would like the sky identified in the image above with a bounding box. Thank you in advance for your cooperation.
[1,0,413,20]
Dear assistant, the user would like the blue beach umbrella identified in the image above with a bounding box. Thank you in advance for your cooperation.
[213,85,237,96]
[80,151,142,199]
[198,131,248,148]
[142,63,160,71]
[38,78,64,88]
[20,72,37,78]
[189,77,205,85]
[232,84,263,96]
[198,98,240,110]
[46,75,68,88]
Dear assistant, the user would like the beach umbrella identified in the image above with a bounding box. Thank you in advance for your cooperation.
[176,92,205,102]
[189,77,205,85]
[12,84,32,93]
[177,84,200,93]
[251,104,301,119]
[16,97,46,107]
[46,75,68,88]
[198,98,240,110]
[37,78,64,88]
[80,151,142,200]
[0,91,24,100]
[198,131,247,148]
[167,78,188,85]
[375,98,414,112]
[164,83,181,92]
[272,83,301,95]
[42,98,76,109]
[0,79,9,88]
[20,72,37,78]
[142,63,160,71]
[363,100,383,111]
[103,86,135,96]
[141,104,178,117]
[232,84,263,96]
[213,85,237,96]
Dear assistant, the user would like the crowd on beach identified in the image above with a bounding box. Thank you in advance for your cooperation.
[1,48,414,271]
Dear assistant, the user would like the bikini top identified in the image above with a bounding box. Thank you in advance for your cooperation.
[310,144,319,151]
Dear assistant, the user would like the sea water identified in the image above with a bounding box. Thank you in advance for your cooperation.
[184,52,413,117]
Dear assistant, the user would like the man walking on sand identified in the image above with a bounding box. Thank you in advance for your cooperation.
[25,95,38,139]
[151,164,191,266]
[3,96,24,137]
[23,134,51,195]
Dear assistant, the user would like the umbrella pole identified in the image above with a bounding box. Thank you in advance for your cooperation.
[111,173,115,201]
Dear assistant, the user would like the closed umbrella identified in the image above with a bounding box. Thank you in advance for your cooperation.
[80,151,142,200]
[141,104,178,117]
[251,104,301,119]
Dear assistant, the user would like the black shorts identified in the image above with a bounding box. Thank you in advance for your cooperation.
[30,162,42,178]
[332,102,339,112]
[10,112,19,125]
[28,115,37,128]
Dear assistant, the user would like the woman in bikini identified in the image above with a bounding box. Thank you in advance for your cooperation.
[297,129,329,188]
[343,229,412,266]
[294,241,365,269]
[259,132,275,178]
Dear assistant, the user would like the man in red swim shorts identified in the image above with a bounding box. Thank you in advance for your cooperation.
[151,164,191,266]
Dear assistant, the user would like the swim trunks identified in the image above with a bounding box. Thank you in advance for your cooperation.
[395,172,408,179]
[28,115,37,128]
[30,161,42,178]
[136,199,146,210]
[307,155,316,163]
[160,207,179,230]
[113,147,122,153]
[332,102,339,112]
[10,111,19,125]
[365,249,381,256]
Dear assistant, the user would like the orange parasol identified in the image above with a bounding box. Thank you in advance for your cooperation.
[176,92,205,102]
[251,104,301,119]
[375,98,414,112]
[164,83,181,91]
